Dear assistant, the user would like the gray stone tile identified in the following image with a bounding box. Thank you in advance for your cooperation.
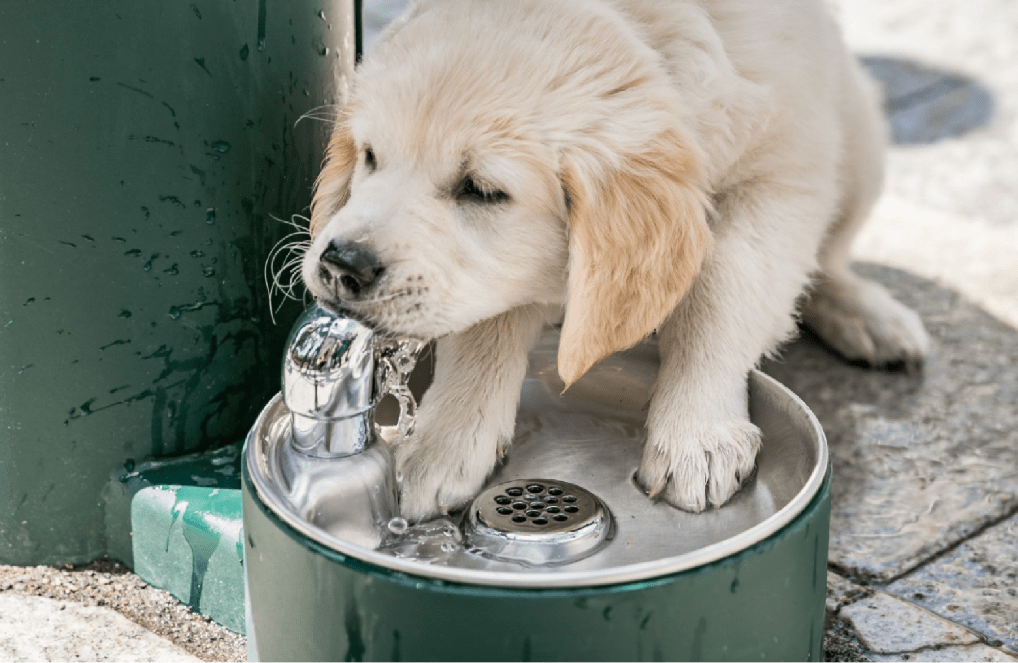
[887,514,1018,653]
[871,644,1018,662]
[841,592,979,654]
[826,613,876,663]
[0,593,199,662]
[829,570,872,613]
[764,264,1018,582]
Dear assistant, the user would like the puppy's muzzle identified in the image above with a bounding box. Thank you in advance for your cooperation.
[318,241,386,298]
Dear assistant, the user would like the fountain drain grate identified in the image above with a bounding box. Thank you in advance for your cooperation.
[465,479,612,565]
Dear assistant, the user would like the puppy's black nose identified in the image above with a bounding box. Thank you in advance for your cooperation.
[319,241,385,296]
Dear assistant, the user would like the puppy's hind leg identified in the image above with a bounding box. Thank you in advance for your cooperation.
[394,305,547,522]
[801,63,929,368]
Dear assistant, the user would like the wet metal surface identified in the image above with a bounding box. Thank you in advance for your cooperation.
[247,330,828,587]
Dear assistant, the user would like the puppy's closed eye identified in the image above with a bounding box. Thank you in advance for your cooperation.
[455,175,510,205]
[363,146,378,173]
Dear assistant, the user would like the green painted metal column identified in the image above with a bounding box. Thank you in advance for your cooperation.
[0,0,355,565]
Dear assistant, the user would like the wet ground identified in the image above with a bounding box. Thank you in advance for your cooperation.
[1,0,1016,660]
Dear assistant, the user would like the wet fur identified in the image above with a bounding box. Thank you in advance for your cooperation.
[303,0,929,520]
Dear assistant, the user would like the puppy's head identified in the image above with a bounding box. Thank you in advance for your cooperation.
[305,0,711,386]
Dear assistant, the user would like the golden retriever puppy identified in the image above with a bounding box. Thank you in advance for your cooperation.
[303,0,929,521]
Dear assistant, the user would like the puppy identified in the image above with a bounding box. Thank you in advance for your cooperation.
[303,0,929,521]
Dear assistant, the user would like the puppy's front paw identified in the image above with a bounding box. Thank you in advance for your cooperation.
[803,276,929,368]
[637,421,761,512]
[393,430,498,523]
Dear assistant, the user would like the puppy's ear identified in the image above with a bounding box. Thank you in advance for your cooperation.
[558,127,712,387]
[309,114,357,238]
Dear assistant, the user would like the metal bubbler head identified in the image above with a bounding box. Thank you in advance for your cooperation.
[282,302,423,457]
[273,302,423,550]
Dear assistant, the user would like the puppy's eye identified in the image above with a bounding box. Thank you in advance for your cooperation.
[363,146,377,172]
[456,176,509,205]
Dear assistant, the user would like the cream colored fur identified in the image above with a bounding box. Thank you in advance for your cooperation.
[304,0,929,520]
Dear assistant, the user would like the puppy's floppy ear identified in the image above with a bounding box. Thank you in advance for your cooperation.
[309,112,357,238]
[558,127,712,387]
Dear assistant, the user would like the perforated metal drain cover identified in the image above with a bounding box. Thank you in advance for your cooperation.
[465,479,613,565]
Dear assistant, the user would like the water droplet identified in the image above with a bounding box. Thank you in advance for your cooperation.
[206,208,216,224]
[190,250,205,258]
[210,140,231,153]
[257,39,266,52]
[164,264,179,276]
[124,248,142,257]
[387,517,408,535]
[317,9,326,20]
[319,46,329,57]
[239,44,250,61]
[143,260,153,271]
[202,266,216,277]
[118,310,132,318]
[168,307,181,320]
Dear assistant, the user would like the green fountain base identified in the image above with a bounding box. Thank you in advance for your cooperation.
[104,443,246,634]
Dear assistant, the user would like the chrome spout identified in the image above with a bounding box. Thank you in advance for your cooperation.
[282,304,377,457]
[273,302,423,550]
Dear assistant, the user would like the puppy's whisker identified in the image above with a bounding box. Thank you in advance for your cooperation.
[274,258,307,295]
[294,104,344,128]
[268,212,313,234]
[353,288,417,306]
[263,216,312,324]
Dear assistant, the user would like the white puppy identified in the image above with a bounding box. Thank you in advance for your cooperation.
[303,0,929,521]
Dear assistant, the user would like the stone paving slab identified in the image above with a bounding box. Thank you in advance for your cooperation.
[0,561,246,662]
[828,570,871,614]
[764,263,1018,582]
[827,572,1018,662]
[840,591,981,654]
[871,645,1018,662]
[0,593,200,662]
[887,514,1018,653]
